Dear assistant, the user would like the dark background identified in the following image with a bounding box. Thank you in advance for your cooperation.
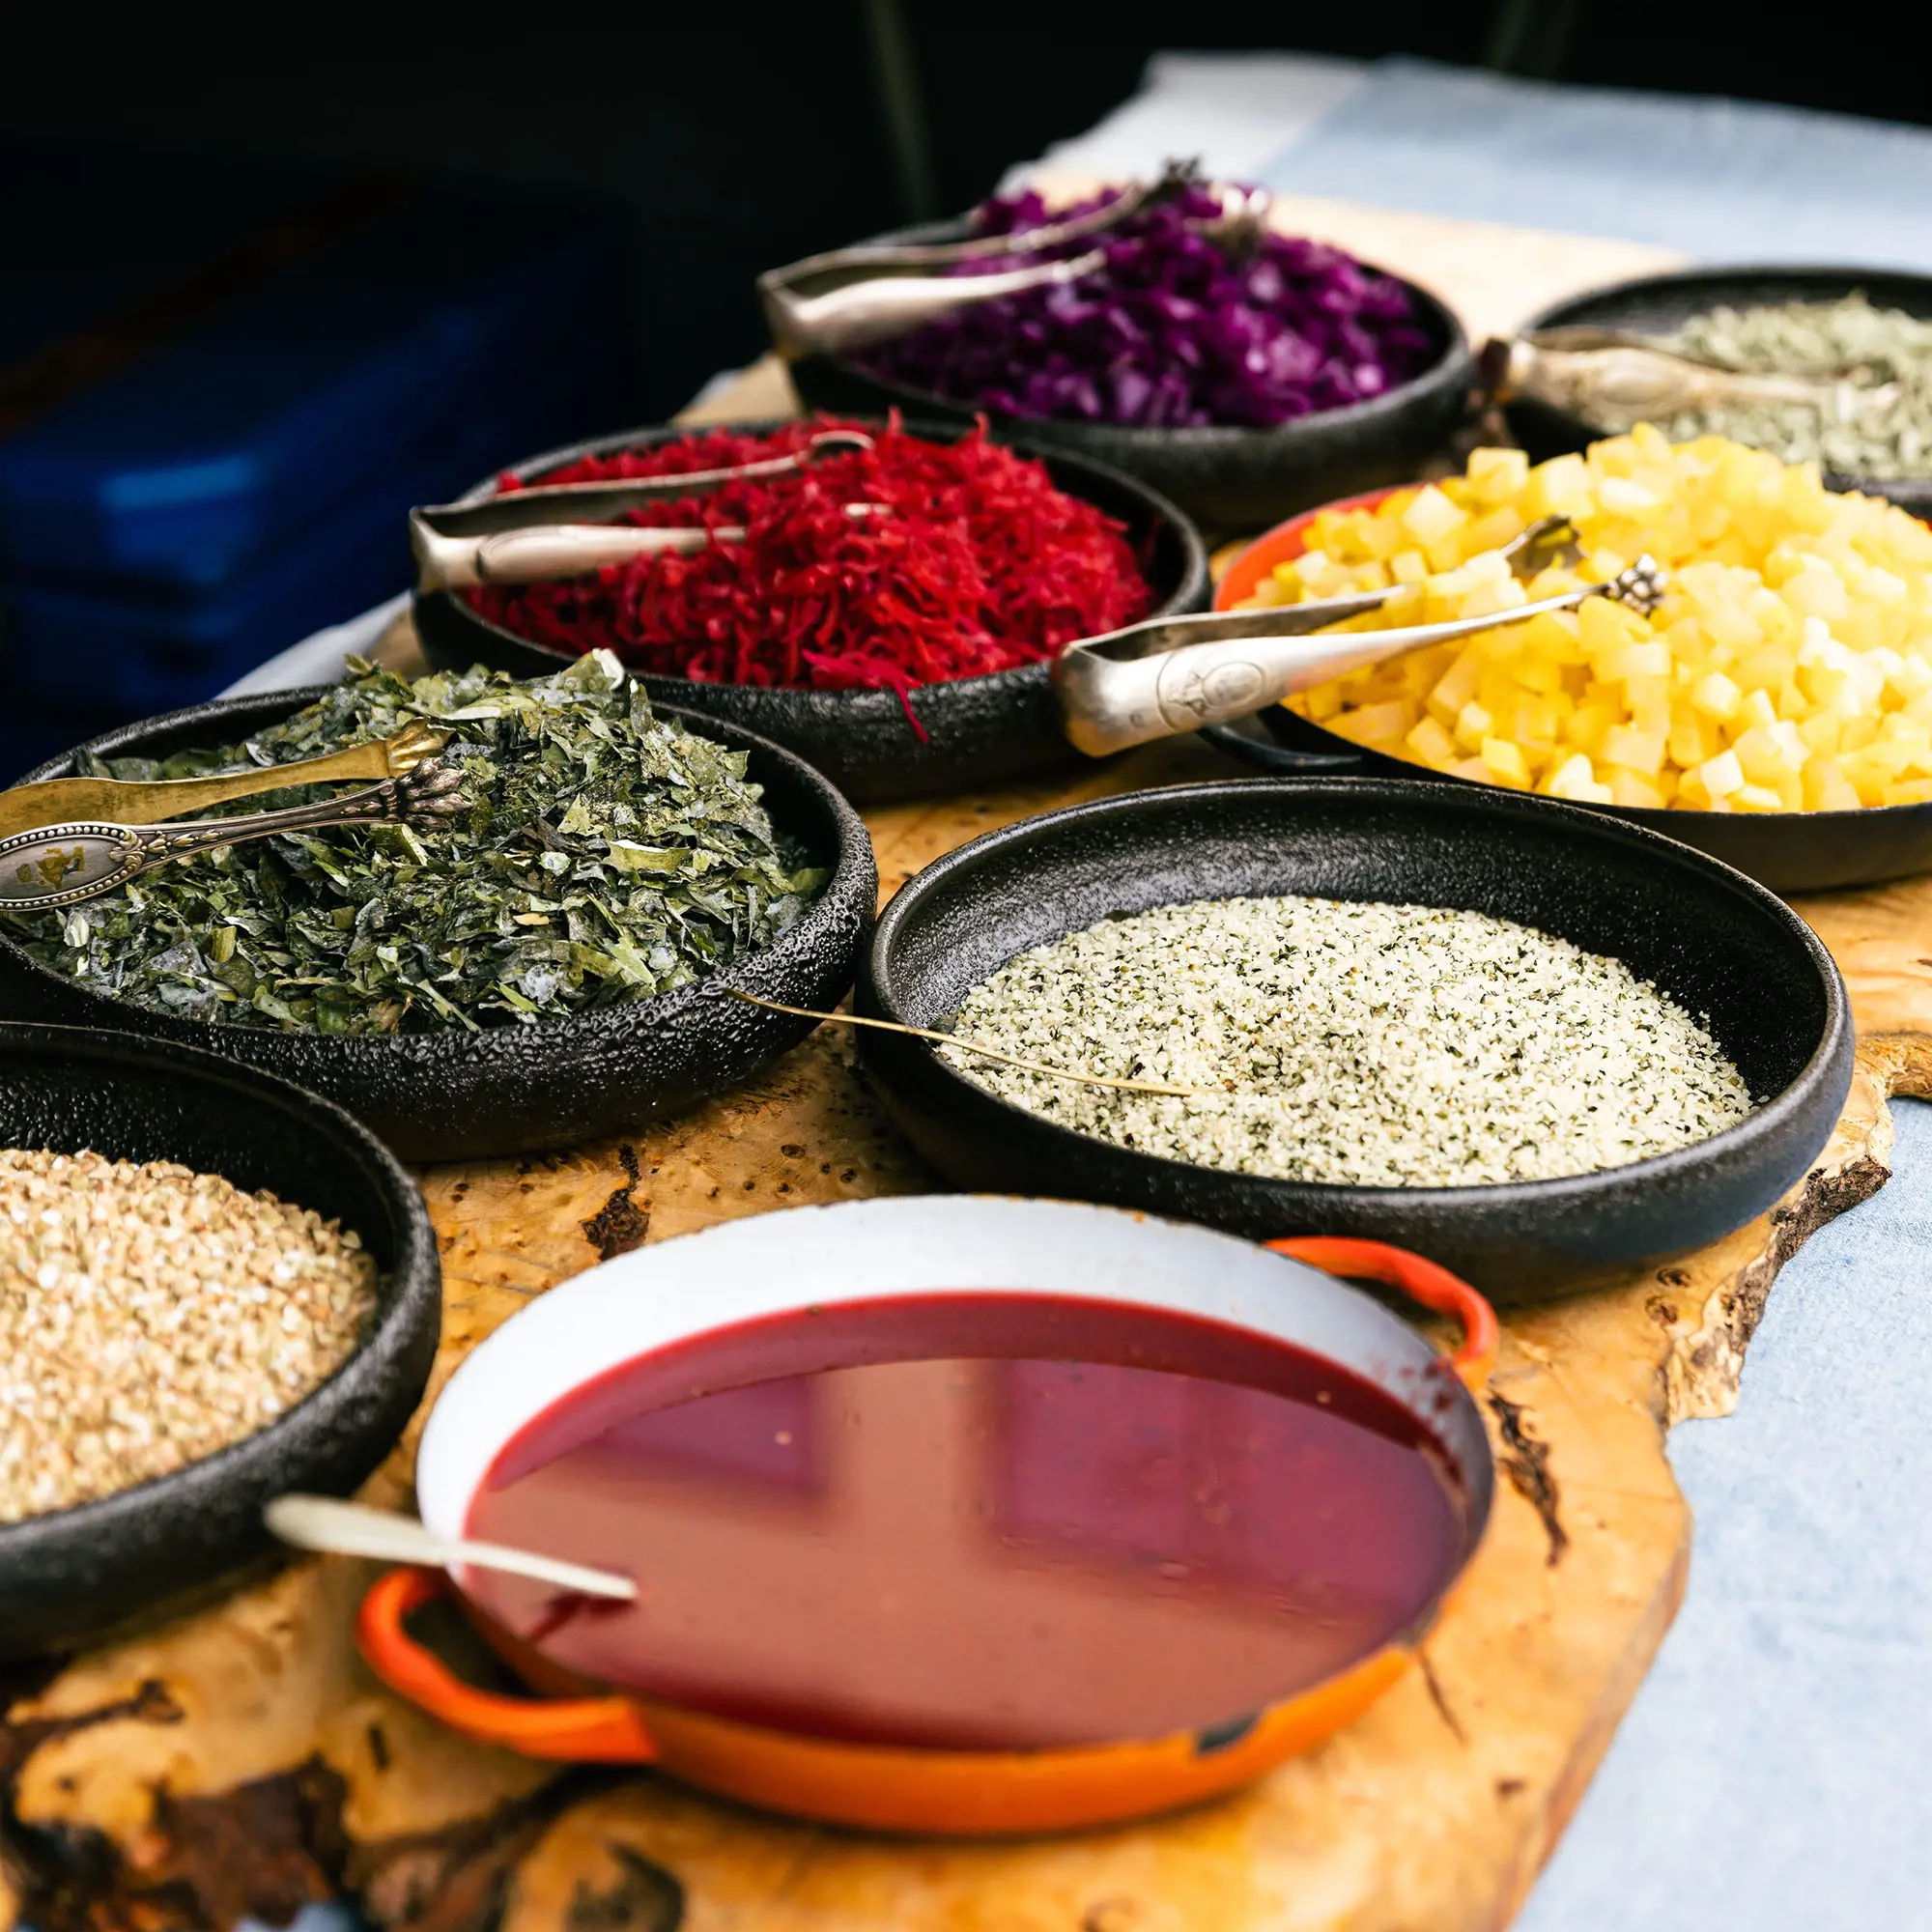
[3,5,1922,417]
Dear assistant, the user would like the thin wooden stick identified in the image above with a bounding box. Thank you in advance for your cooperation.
[725,988,1214,1099]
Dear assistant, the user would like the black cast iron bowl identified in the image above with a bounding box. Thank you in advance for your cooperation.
[1201,705,1932,895]
[1503,265,1932,521]
[856,778,1853,1300]
[0,1022,440,1658]
[0,690,876,1164]
[784,217,1474,533]
[413,417,1208,806]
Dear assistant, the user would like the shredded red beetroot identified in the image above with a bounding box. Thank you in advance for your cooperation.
[467,417,1155,706]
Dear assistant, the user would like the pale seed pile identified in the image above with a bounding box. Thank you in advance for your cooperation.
[943,895,1754,1187]
[0,1149,378,1522]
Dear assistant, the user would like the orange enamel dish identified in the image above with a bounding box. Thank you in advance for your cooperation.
[1213,485,1406,611]
[356,1197,1495,1835]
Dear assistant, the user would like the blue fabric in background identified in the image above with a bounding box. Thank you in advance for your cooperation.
[1518,1097,1932,1930]
[1263,58,1932,268]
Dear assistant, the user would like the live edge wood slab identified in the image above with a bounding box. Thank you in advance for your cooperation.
[3,724,1928,1932]
[7,204,1931,1932]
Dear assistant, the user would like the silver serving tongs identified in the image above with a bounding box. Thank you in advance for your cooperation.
[758,160,1272,359]
[1056,517,1668,755]
[1483,327,1897,425]
[0,759,466,911]
[410,428,878,592]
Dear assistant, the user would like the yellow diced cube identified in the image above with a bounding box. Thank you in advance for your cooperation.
[1690,671,1742,721]
[1401,486,1468,549]
[1522,453,1591,518]
[1598,474,1663,517]
[1481,738,1533,788]
[1405,717,1460,768]
[1600,723,1667,775]
[1455,700,1495,751]
[1804,757,1862,810]
[1544,752,1598,799]
[1467,447,1530,506]
[1601,639,1673,683]
[1605,765,1668,809]
[1699,748,1747,798]
[1331,698,1413,747]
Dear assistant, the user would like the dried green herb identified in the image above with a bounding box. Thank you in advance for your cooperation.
[3,651,827,1035]
[1642,293,1932,479]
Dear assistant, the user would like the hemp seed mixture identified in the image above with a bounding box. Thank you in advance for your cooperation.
[0,1149,378,1522]
[943,895,1754,1187]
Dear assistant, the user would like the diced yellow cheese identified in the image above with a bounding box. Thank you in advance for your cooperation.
[1699,748,1747,798]
[1481,738,1533,788]
[1690,670,1742,721]
[1600,723,1667,775]
[1400,486,1467,548]
[1405,717,1459,768]
[1243,431,1932,817]
[1466,446,1530,505]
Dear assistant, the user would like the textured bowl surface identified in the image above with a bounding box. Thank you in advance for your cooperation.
[414,418,1208,805]
[857,778,1852,1299]
[0,691,877,1163]
[1503,263,1932,520]
[1203,485,1932,892]
[781,213,1473,533]
[0,1022,440,1658]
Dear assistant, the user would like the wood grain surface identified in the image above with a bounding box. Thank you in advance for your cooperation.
[6,208,1927,1932]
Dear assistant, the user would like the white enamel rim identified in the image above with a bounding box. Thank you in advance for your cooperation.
[418,1196,1492,1561]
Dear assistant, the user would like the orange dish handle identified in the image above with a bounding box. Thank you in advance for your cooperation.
[1268,1236,1498,1391]
[355,1566,658,1763]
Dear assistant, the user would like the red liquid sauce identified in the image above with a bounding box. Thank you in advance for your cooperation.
[465,1294,1469,1751]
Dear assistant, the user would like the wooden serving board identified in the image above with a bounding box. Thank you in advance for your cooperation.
[6,205,1931,1932]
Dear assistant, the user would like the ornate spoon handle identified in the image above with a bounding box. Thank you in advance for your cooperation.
[0,720,448,840]
[0,760,466,910]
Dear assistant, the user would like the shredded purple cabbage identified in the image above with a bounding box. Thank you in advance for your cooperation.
[855,185,1440,430]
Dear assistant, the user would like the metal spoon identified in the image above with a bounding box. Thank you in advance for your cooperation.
[1057,553,1668,757]
[0,757,466,911]
[265,1494,636,1601]
[0,721,449,842]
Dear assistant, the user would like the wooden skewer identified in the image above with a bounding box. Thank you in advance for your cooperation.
[724,988,1219,1099]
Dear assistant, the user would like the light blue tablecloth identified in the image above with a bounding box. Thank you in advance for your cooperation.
[1264,58,1932,268]
[1519,1096,1932,1930]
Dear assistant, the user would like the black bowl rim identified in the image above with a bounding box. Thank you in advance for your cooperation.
[415,414,1210,696]
[1,685,875,1065]
[1201,705,1932,842]
[1513,260,1932,497]
[800,213,1475,449]
[0,1018,438,1548]
[863,775,1851,1208]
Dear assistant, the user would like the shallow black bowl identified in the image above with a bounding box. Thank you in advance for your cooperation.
[1201,706,1932,895]
[857,779,1852,1300]
[0,1022,439,1658]
[0,690,876,1164]
[413,417,1208,806]
[785,217,1474,533]
[1504,264,1932,521]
